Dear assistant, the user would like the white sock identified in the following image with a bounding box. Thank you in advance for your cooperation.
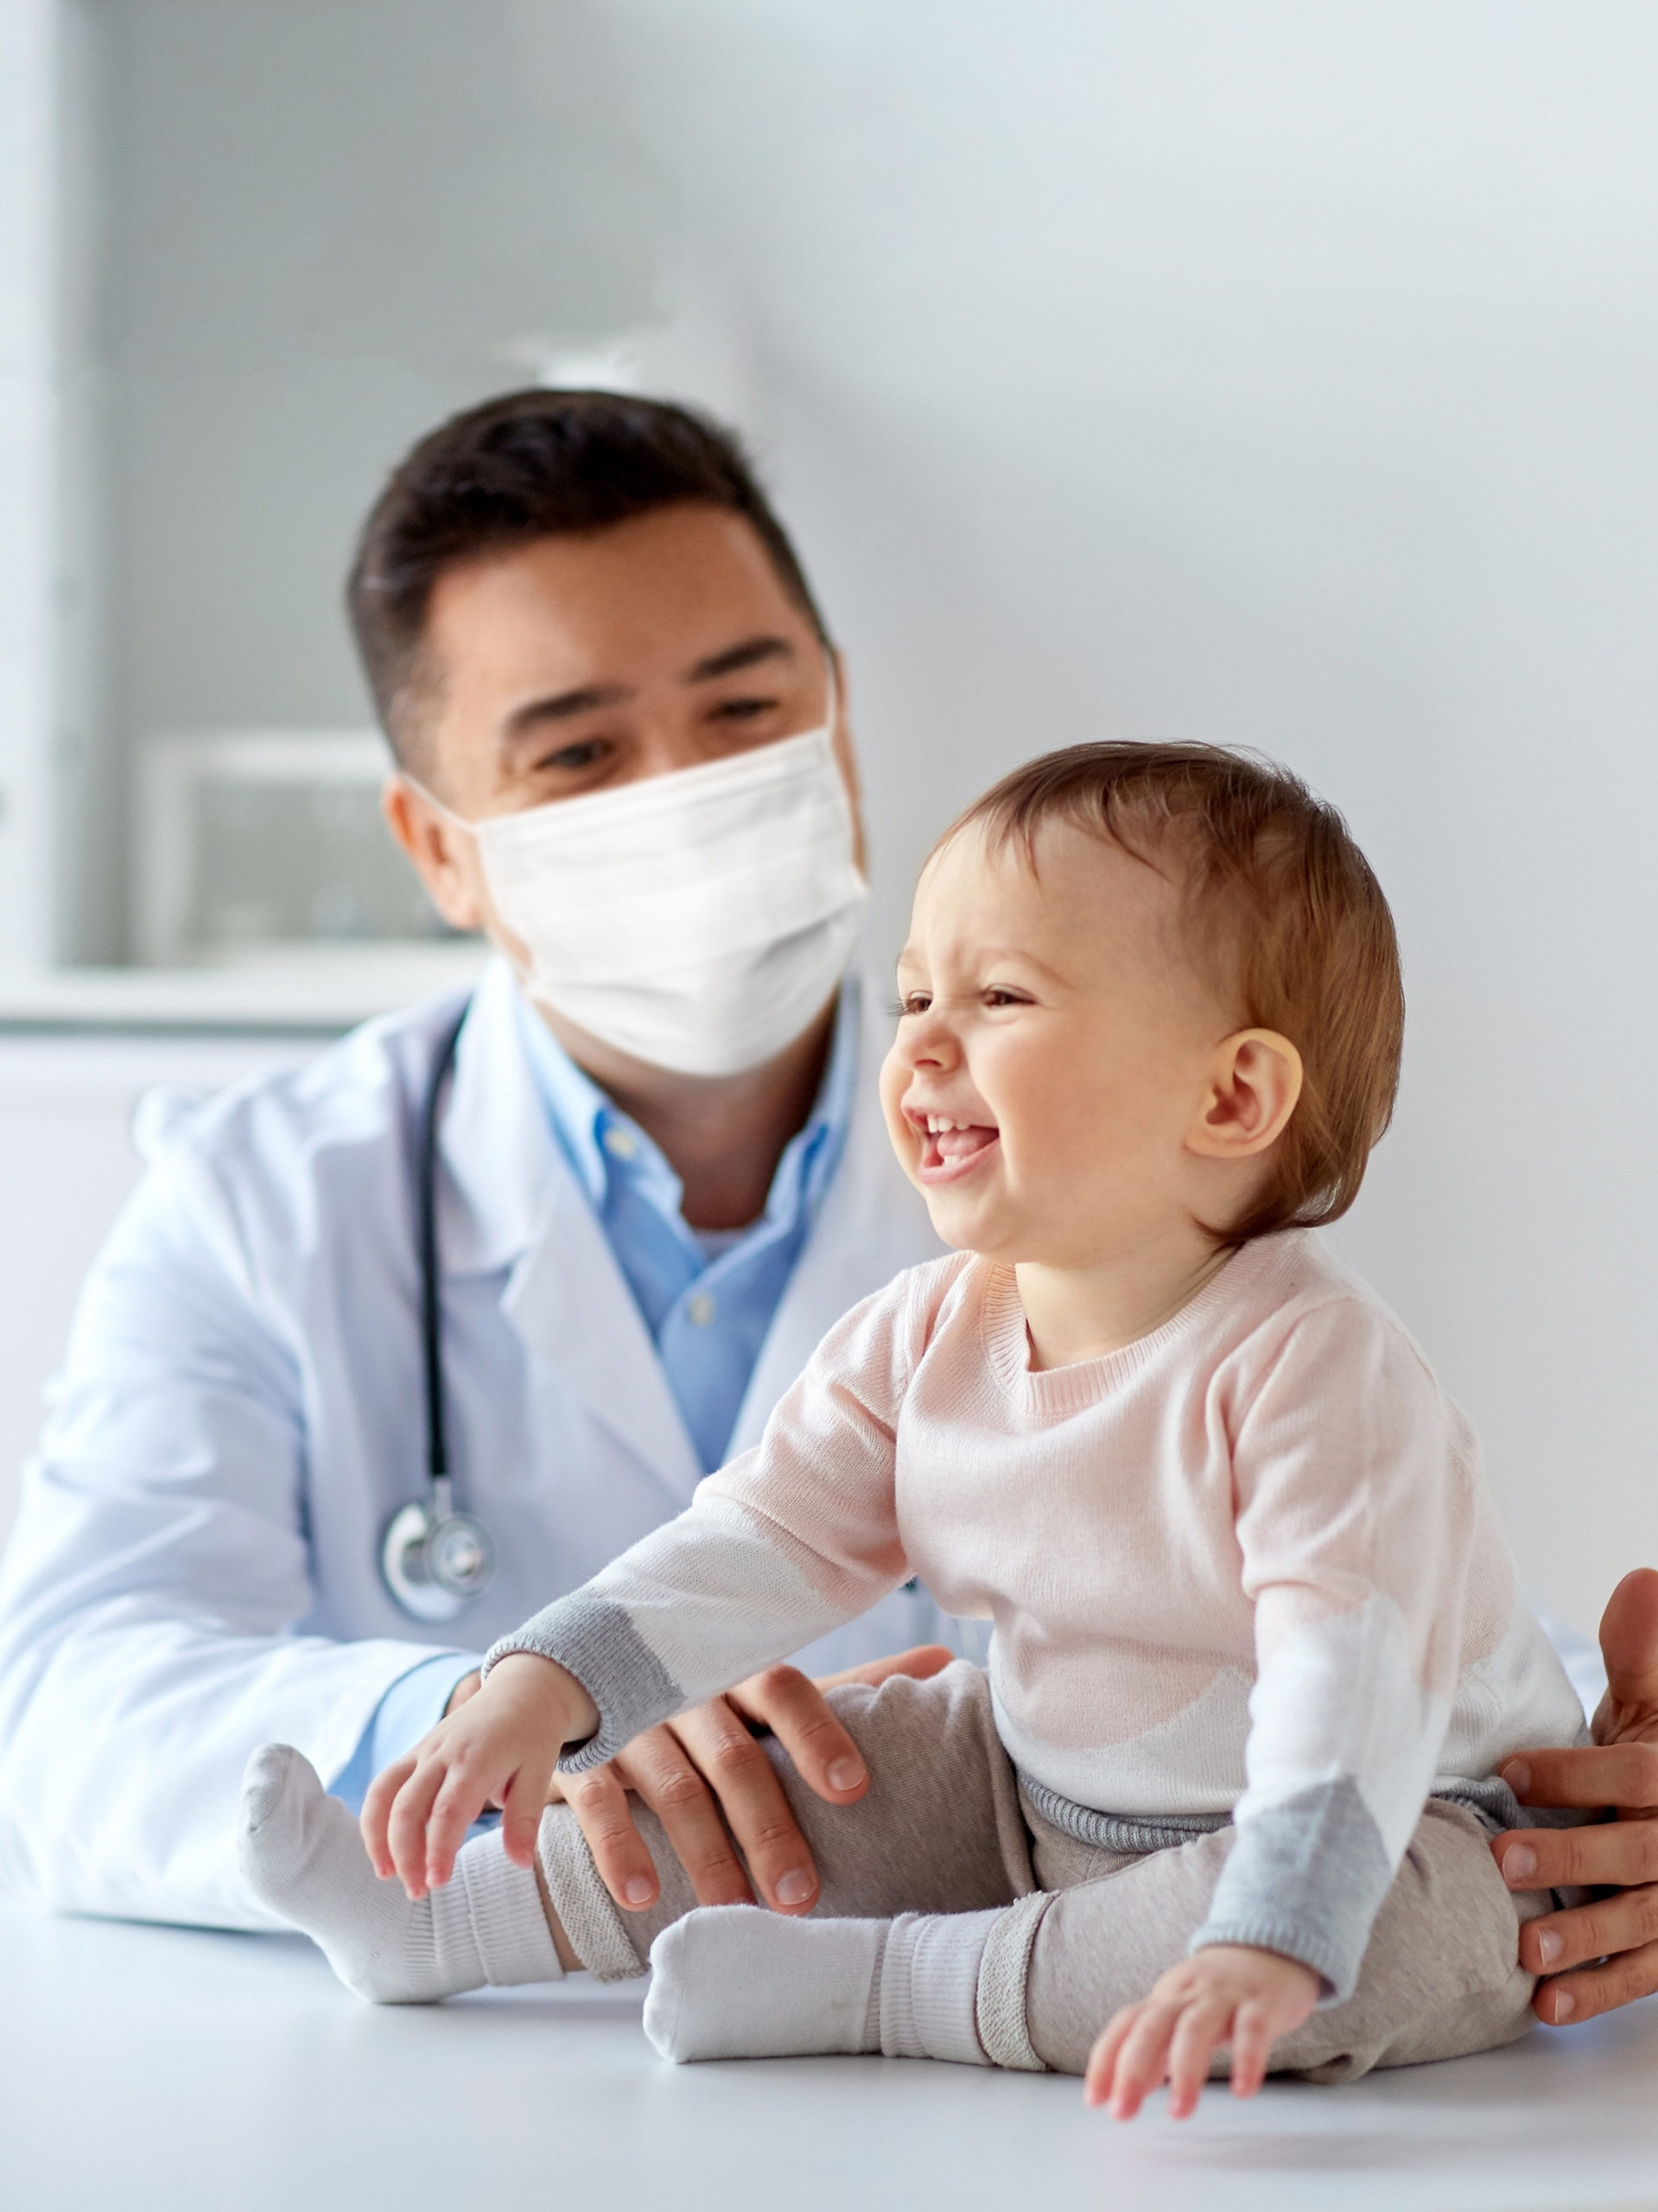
[238,1744,562,2004]
[643,1908,884,2062]
[643,1904,1005,2066]
[877,1910,998,2064]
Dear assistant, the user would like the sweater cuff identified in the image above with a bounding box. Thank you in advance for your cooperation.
[483,1593,685,1771]
[1191,1777,1395,2006]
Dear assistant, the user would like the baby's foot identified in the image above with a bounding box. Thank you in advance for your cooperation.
[238,1744,561,2003]
[643,1906,885,2062]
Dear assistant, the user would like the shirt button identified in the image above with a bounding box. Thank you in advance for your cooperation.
[686,1292,716,1327]
[602,1125,639,1160]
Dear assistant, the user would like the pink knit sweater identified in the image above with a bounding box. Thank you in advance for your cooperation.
[492,1230,1585,1998]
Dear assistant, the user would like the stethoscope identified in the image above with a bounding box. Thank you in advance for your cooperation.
[380,1005,499,1620]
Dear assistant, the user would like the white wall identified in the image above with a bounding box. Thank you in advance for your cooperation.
[0,0,59,972]
[40,0,1658,1627]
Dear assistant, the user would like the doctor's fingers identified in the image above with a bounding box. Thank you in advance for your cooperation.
[591,1717,777,1910]
[1495,1814,1658,1895]
[1520,1872,1658,1977]
[1532,1934,1658,2025]
[1503,1741,1658,1814]
[560,1762,670,1912]
[661,1698,826,1912]
[362,1754,420,1880]
[726,1664,873,1806]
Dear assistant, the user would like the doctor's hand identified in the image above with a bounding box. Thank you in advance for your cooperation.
[1492,1567,1658,2025]
[506,1643,956,1919]
[364,1652,597,1898]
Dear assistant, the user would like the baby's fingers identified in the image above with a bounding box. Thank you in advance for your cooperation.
[1229,1998,1276,2099]
[386,1758,452,1899]
[498,1763,549,1872]
[1109,2001,1181,2120]
[423,1759,496,1894]
[1166,1999,1229,2120]
[361,1754,418,1879]
[1083,2005,1138,2107]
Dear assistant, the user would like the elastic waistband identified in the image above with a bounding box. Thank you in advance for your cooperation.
[1016,1770,1577,1855]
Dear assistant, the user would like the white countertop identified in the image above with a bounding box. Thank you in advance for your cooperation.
[0,944,488,1035]
[6,1902,1655,2212]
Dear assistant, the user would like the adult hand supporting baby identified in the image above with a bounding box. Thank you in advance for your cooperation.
[543,1643,956,1917]
[1492,1567,1658,2024]
[444,1641,957,1917]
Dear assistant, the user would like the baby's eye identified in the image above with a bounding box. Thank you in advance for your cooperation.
[893,990,932,1018]
[982,988,1031,1008]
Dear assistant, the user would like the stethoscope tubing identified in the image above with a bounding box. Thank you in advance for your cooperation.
[419,1005,468,1497]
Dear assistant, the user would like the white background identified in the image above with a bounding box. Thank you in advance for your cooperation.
[3,2,1657,1627]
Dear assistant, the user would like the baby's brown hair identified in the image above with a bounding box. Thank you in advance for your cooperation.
[944,741,1404,1243]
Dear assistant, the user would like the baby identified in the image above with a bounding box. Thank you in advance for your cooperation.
[243,741,1585,2115]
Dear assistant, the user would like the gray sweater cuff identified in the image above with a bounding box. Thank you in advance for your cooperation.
[1190,1777,1395,2006]
[483,1595,686,1772]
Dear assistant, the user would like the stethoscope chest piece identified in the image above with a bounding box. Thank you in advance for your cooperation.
[381,1478,496,1623]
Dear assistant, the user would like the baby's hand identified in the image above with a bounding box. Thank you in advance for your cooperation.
[1084,1944,1318,2120]
[362,1653,597,1898]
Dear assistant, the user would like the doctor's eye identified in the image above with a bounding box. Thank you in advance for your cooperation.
[709,691,784,724]
[535,738,613,775]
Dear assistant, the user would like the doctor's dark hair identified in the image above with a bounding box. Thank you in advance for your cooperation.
[942,742,1404,1246]
[346,389,829,770]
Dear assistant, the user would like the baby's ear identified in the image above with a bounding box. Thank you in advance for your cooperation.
[1185,1029,1303,1160]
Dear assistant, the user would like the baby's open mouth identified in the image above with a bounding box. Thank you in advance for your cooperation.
[912,1112,1000,1182]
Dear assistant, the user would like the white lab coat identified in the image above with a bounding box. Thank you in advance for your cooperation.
[0,961,943,1930]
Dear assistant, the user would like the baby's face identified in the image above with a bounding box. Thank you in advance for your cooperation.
[880,819,1242,1269]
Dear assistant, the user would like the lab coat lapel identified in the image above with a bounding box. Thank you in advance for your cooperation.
[504,1176,702,1503]
[728,976,943,1456]
[438,960,702,1505]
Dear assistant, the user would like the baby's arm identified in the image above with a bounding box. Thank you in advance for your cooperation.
[1083,1298,1471,2115]
[365,1272,930,1895]
[1085,1947,1318,2118]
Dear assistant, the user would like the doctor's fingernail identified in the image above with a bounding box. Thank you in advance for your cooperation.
[1502,1758,1532,1796]
[623,1877,656,1907]
[775,1869,815,1907]
[1550,1988,1576,2021]
[1502,1843,1538,1884]
[827,1757,865,1792]
[1536,1928,1563,1966]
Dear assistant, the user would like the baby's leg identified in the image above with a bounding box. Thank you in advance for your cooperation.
[238,1745,565,2002]
[241,1659,1032,2007]
[546,1657,1035,1977]
[1016,1798,1544,2081]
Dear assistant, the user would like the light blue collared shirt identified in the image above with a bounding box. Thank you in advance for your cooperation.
[329,982,859,1809]
[512,979,857,1476]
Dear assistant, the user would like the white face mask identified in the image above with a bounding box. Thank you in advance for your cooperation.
[414,694,867,1077]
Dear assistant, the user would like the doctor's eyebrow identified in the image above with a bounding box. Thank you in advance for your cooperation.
[683,635,797,683]
[503,681,634,738]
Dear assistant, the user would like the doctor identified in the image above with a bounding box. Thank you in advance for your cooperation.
[0,390,950,1934]
[0,390,1653,2029]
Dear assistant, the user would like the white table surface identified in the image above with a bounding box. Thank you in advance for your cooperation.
[4,1904,1655,2212]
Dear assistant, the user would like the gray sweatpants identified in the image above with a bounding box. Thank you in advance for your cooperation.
[537,1661,1546,2081]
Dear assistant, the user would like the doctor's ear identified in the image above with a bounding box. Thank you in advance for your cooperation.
[1185,1029,1304,1161]
[382,777,488,934]
[826,648,868,878]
